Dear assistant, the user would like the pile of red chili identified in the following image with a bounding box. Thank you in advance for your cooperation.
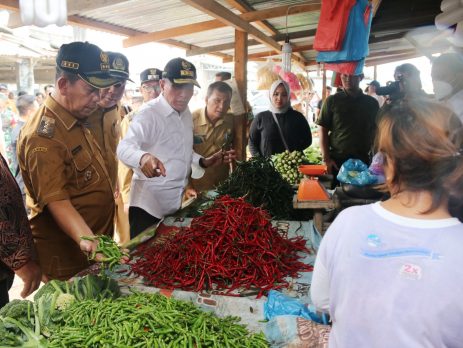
[131,196,313,298]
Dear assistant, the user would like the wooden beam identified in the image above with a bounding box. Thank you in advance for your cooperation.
[224,0,277,36]
[124,4,317,48]
[240,3,320,22]
[369,32,405,44]
[368,48,416,59]
[365,52,422,66]
[234,29,248,161]
[68,15,144,37]
[222,44,313,62]
[186,29,316,57]
[123,20,222,47]
[0,0,18,11]
[183,0,281,51]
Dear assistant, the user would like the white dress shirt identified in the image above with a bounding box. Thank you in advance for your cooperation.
[117,94,201,218]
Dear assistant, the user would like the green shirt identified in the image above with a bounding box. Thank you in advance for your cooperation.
[316,90,379,164]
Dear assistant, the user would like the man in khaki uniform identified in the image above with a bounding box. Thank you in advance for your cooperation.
[190,81,234,192]
[18,42,119,280]
[88,52,132,244]
[118,68,162,215]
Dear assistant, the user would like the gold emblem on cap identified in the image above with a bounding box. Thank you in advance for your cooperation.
[113,57,125,71]
[150,69,157,75]
[100,52,109,64]
[61,61,79,69]
[181,60,191,70]
[180,70,194,77]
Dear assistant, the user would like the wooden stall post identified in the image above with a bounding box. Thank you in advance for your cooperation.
[233,29,248,161]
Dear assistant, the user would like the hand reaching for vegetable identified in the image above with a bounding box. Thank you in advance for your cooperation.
[80,235,129,271]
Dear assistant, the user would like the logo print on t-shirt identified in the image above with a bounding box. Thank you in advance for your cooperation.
[399,263,422,280]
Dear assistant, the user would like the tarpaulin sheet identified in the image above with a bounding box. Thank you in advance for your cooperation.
[314,0,356,51]
[317,0,373,63]
[101,218,321,333]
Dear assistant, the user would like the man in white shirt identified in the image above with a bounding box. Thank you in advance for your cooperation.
[117,58,235,238]
[431,52,463,122]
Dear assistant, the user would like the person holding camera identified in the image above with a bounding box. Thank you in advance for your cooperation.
[378,63,429,104]
[316,73,379,177]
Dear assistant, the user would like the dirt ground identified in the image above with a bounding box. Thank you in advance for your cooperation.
[8,276,42,302]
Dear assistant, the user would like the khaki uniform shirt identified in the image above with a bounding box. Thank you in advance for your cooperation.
[87,104,121,188]
[117,111,135,205]
[191,108,234,192]
[17,97,115,280]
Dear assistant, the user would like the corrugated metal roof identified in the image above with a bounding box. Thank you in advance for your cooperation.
[0,0,447,71]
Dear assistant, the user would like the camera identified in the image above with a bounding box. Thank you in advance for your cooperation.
[376,80,401,96]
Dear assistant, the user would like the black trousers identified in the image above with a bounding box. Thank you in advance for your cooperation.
[129,206,160,239]
[0,272,15,309]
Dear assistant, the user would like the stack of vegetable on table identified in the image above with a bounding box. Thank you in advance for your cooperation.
[0,154,322,346]
[0,274,267,347]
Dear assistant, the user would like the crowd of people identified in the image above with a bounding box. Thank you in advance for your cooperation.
[0,41,236,304]
[1,38,463,346]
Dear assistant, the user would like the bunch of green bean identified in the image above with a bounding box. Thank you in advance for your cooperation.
[47,292,268,347]
[81,235,128,271]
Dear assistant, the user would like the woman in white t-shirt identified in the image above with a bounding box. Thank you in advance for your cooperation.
[311,98,463,348]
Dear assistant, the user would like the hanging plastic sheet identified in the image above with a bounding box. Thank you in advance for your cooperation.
[313,0,357,51]
[317,0,373,63]
[324,59,365,76]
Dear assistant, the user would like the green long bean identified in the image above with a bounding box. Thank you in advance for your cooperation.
[48,292,268,347]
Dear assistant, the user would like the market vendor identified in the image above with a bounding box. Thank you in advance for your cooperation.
[117,58,236,238]
[17,42,120,281]
[189,81,233,193]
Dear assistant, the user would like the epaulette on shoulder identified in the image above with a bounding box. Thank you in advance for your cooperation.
[36,115,55,138]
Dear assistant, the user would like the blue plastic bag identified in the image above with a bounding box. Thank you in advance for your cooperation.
[336,159,377,186]
[264,290,329,324]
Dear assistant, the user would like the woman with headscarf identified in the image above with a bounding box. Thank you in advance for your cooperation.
[249,80,312,157]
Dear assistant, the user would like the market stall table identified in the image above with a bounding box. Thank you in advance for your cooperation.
[93,216,321,334]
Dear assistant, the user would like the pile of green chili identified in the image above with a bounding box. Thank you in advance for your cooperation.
[216,157,294,219]
[81,235,128,271]
[47,292,268,347]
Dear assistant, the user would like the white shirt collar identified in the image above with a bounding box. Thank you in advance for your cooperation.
[372,202,460,228]
[157,94,190,119]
